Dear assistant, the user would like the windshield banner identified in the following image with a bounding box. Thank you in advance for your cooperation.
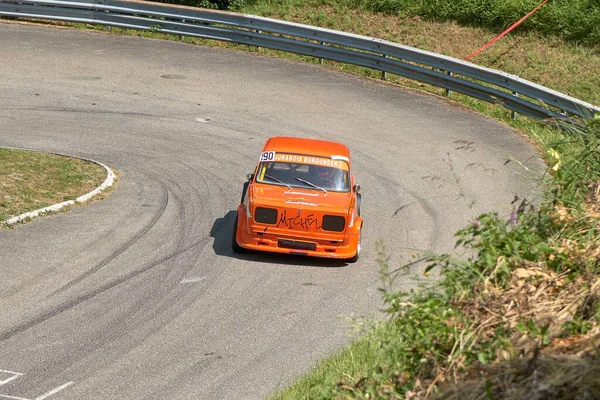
[260,152,349,171]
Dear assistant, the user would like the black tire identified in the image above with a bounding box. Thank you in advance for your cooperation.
[356,193,361,217]
[231,215,246,253]
[346,227,361,263]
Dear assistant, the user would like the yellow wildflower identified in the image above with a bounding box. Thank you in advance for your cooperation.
[548,148,561,172]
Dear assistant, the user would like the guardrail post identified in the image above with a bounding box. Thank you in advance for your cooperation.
[381,54,387,80]
[256,30,261,51]
[180,19,185,41]
[319,41,324,65]
[512,92,519,120]
[104,8,110,31]
[445,71,453,97]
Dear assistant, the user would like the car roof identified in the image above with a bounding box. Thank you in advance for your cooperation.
[261,136,351,160]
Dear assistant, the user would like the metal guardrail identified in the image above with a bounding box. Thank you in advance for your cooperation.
[1,0,598,122]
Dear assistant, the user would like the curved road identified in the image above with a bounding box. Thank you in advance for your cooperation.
[0,22,544,399]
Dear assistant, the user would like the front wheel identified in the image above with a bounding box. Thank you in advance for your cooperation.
[231,215,246,253]
[346,229,361,263]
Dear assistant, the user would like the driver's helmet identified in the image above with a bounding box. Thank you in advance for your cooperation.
[319,168,334,181]
[317,167,341,189]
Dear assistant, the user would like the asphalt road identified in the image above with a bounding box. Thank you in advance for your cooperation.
[0,22,545,399]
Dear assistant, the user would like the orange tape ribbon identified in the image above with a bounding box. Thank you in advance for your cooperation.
[464,0,549,61]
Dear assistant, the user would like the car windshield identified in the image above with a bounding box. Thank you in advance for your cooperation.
[256,153,350,192]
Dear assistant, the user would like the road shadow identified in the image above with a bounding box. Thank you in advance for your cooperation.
[210,210,348,268]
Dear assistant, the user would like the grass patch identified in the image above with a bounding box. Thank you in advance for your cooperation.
[270,320,405,399]
[0,148,107,225]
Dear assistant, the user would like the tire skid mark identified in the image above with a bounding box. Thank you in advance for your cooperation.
[0,237,211,393]
[180,160,225,221]
[372,170,443,250]
[147,161,209,266]
[15,106,165,119]
[349,147,443,251]
[2,161,220,342]
[0,236,211,342]
[50,177,170,296]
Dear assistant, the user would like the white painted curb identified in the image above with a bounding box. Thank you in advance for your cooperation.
[2,148,116,226]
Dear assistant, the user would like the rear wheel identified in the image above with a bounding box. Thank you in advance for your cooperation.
[231,215,246,253]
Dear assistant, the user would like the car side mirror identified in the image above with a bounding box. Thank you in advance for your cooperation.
[353,184,360,193]
[247,173,254,181]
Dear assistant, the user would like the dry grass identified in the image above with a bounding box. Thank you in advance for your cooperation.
[423,205,600,399]
[399,264,600,400]
[436,349,600,400]
[465,267,599,354]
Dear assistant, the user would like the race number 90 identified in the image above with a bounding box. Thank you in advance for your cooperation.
[260,151,275,162]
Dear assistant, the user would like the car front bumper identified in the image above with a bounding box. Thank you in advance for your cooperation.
[235,206,361,259]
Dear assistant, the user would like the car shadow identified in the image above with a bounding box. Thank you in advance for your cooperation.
[210,210,348,268]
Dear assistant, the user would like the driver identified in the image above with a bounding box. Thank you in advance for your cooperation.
[316,166,342,190]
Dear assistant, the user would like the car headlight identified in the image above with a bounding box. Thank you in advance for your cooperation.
[254,207,278,224]
[322,215,345,232]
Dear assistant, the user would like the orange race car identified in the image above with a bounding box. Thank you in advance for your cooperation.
[232,136,363,262]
